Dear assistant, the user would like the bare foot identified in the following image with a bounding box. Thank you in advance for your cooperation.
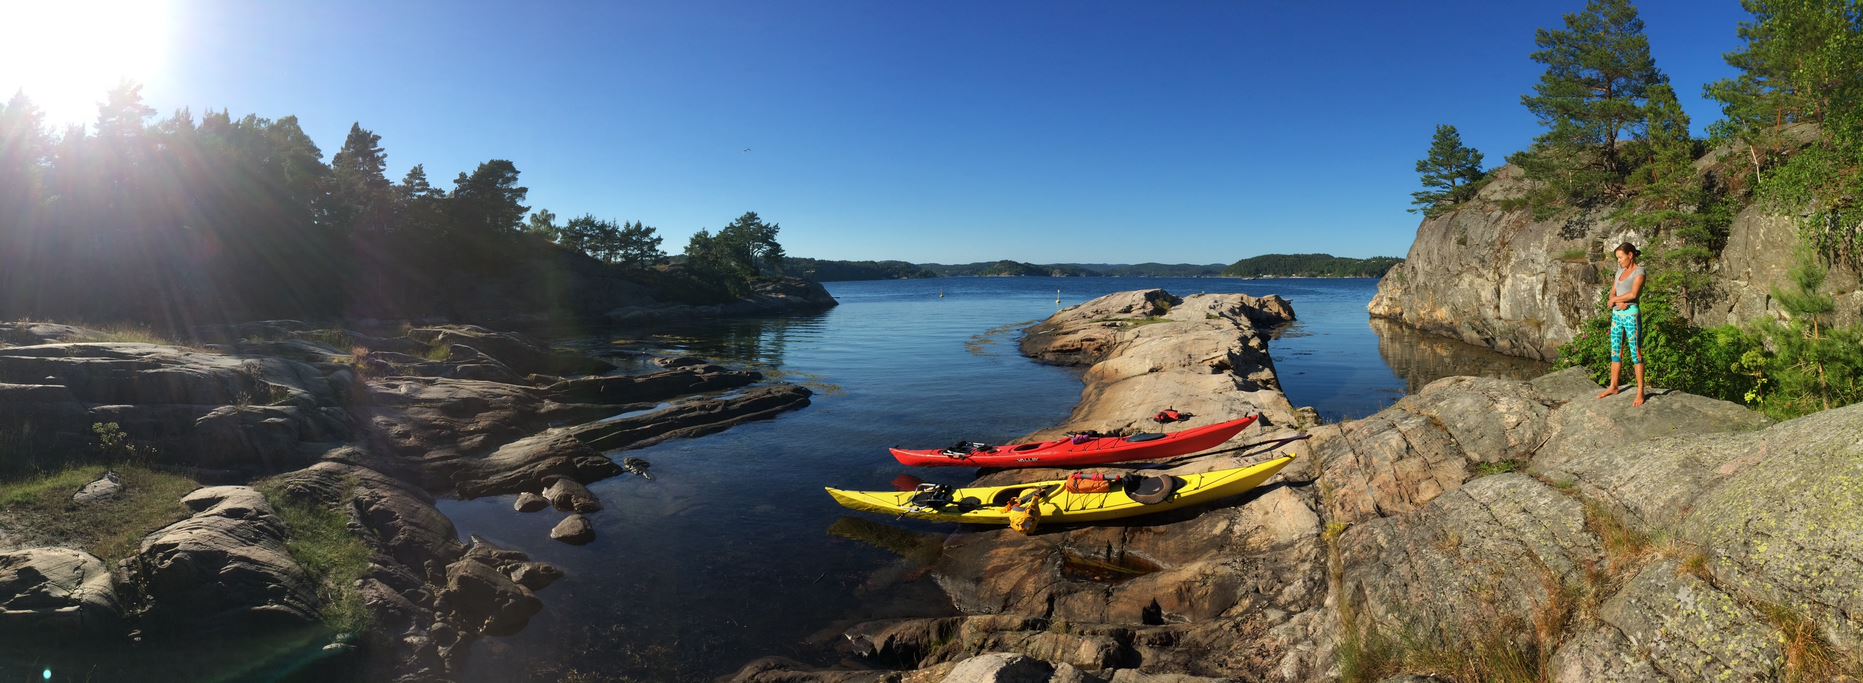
[1633,394,1646,407]
[1597,387,1620,399]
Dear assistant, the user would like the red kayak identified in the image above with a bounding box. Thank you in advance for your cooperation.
[891,415,1258,468]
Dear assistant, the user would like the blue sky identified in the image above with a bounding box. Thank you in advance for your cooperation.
[1,1,1754,263]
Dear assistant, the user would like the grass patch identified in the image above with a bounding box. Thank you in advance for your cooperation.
[1323,521,1351,543]
[0,464,198,562]
[1583,499,1652,575]
[1338,621,1401,683]
[1474,460,1521,476]
[1758,602,1860,683]
[259,483,373,635]
[298,328,354,350]
[1556,248,1591,263]
[73,322,180,346]
[423,342,453,362]
[1401,625,1539,683]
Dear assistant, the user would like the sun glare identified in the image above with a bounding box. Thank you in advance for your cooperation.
[0,0,173,128]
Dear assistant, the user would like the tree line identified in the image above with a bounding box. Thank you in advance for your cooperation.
[0,85,790,325]
[1408,0,1863,420]
[1223,254,1402,279]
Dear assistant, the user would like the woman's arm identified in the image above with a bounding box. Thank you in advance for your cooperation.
[1607,273,1648,305]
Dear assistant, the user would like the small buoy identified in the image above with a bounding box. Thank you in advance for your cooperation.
[1055,289,1062,304]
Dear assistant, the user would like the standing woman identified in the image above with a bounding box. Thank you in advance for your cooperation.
[1597,242,1648,406]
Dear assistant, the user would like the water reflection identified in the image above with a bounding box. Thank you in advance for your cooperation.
[1369,317,1551,392]
[635,314,829,368]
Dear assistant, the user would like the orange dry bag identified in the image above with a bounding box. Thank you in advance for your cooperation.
[1064,472,1117,494]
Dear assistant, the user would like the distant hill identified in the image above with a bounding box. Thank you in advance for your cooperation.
[783,255,1399,281]
[1052,262,1230,277]
[1223,253,1402,278]
[921,261,1099,277]
[783,258,937,282]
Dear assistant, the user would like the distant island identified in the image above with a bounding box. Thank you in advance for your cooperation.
[783,254,1401,281]
[1222,253,1403,278]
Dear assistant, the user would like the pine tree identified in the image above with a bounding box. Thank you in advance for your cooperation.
[1630,83,1718,314]
[1705,1,1863,265]
[94,80,156,139]
[1410,124,1486,216]
[526,209,561,242]
[1705,0,1863,155]
[615,220,665,268]
[1519,0,1666,199]
[331,123,392,233]
[1746,253,1863,417]
[1633,84,1696,208]
[449,160,529,237]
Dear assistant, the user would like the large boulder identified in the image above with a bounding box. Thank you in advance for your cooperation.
[270,460,464,581]
[1674,403,1863,653]
[1305,375,1554,524]
[0,342,350,476]
[0,548,122,638]
[939,652,1052,683]
[1336,474,1601,650]
[542,476,601,513]
[1018,291,1299,436]
[132,486,321,631]
[550,514,596,545]
[434,558,541,637]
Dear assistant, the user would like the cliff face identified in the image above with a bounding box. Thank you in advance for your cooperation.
[1369,161,1863,362]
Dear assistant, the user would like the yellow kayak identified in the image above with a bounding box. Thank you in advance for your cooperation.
[825,455,1295,525]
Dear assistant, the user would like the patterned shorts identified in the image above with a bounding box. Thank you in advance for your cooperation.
[1610,304,1641,365]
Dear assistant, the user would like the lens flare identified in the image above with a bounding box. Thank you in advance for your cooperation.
[0,0,174,127]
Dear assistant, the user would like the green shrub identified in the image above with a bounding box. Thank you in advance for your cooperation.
[1736,255,1863,420]
[93,421,158,464]
[1557,287,1758,404]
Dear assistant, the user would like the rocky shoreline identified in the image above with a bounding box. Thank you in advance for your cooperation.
[0,319,818,680]
[731,289,1861,682]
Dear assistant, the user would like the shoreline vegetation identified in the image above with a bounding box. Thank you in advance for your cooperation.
[0,87,833,333]
[784,253,1403,282]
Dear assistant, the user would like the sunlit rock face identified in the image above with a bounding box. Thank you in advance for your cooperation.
[1370,148,1863,362]
[0,548,123,638]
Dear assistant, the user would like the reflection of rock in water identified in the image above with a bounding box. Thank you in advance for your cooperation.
[1371,317,1552,392]
[827,516,945,566]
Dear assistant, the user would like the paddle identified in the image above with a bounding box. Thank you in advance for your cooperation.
[1133,433,1312,469]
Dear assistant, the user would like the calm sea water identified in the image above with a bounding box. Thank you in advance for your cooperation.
[443,277,1546,682]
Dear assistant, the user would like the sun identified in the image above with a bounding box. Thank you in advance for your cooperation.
[0,0,173,128]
